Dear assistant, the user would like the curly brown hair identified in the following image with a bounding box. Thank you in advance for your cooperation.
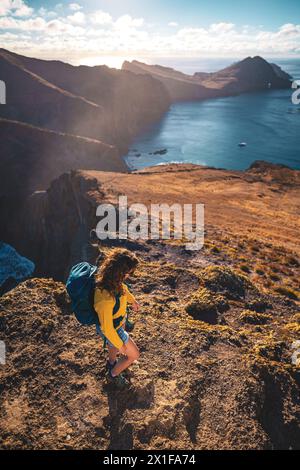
[96,248,139,295]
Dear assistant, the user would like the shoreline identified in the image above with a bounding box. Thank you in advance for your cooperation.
[122,86,298,174]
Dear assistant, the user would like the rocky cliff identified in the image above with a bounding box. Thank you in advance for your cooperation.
[12,171,109,280]
[207,56,292,94]
[12,162,300,285]
[0,49,171,245]
[0,48,170,151]
[0,49,108,141]
[0,118,126,245]
[123,56,291,101]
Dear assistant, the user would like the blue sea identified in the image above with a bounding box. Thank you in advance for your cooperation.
[124,58,300,171]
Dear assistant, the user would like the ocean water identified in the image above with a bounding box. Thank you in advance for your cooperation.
[124,58,300,171]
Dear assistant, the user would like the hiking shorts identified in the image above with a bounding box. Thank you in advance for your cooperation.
[96,324,129,348]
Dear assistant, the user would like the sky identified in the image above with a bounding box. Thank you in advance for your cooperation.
[0,0,300,67]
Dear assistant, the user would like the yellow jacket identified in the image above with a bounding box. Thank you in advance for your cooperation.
[94,283,136,349]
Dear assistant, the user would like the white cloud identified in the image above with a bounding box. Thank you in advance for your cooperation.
[0,3,299,64]
[46,18,84,35]
[277,23,300,36]
[67,11,85,25]
[0,0,33,17]
[114,14,144,30]
[0,15,46,31]
[209,22,235,33]
[38,8,57,19]
[0,1,11,17]
[69,3,82,11]
[12,0,33,17]
[89,10,112,25]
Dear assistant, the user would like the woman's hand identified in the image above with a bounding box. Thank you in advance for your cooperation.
[131,301,140,312]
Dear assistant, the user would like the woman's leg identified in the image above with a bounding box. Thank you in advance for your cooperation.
[111,338,140,377]
[108,344,118,364]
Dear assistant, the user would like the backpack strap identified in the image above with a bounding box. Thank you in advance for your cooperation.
[112,293,123,329]
[113,293,121,315]
[103,292,122,350]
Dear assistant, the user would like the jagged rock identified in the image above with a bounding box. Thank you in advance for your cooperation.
[6,162,300,283]
[270,63,292,81]
[10,172,104,279]
[153,149,168,155]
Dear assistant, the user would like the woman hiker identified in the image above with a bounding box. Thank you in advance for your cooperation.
[94,248,140,389]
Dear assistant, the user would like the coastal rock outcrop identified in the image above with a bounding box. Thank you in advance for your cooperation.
[123,56,291,101]
[209,56,292,94]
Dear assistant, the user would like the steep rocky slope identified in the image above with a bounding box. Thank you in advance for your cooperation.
[205,56,292,94]
[122,60,216,101]
[11,171,109,279]
[0,118,126,244]
[0,49,170,240]
[0,161,299,450]
[123,56,291,101]
[0,49,107,141]
[0,250,299,449]
[0,48,170,150]
[12,162,300,283]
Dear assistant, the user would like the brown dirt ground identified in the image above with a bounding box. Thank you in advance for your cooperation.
[0,163,300,450]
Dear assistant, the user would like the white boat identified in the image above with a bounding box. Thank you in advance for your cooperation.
[238,142,247,147]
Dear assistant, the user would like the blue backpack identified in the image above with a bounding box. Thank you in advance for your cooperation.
[66,262,121,327]
[66,262,99,326]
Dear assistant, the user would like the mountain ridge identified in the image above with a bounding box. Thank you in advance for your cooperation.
[0,48,170,149]
[123,56,291,101]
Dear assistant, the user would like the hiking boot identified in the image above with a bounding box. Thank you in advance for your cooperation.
[106,371,130,390]
[106,360,117,373]
[106,360,129,377]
